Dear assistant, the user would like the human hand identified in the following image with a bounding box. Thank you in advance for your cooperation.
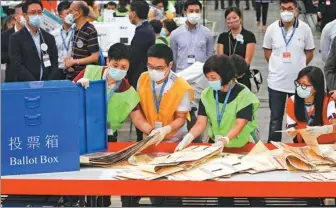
[147,125,172,146]
[175,133,194,152]
[64,57,74,69]
[212,135,229,148]
[286,127,298,139]
[77,78,90,89]
[305,125,333,137]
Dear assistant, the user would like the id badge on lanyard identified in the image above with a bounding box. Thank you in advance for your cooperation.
[281,27,296,63]
[152,76,169,129]
[187,31,197,64]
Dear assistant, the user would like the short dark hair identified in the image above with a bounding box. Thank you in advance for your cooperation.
[106,1,117,8]
[280,0,297,7]
[224,7,242,19]
[163,19,177,33]
[147,44,173,65]
[230,55,249,77]
[184,0,202,11]
[203,55,235,86]
[77,1,90,17]
[150,19,162,34]
[57,1,72,15]
[22,0,43,13]
[130,0,149,20]
[108,43,131,61]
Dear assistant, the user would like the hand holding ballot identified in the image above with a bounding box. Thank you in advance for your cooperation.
[147,125,172,146]
[286,127,298,139]
[175,133,195,152]
[213,135,230,148]
[305,125,334,137]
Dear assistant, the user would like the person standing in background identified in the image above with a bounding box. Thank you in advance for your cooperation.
[1,3,25,82]
[150,19,168,45]
[170,0,214,73]
[51,1,74,80]
[9,0,60,82]
[320,19,336,62]
[160,19,178,47]
[84,0,100,22]
[255,0,271,32]
[317,0,336,30]
[215,0,225,10]
[263,0,315,142]
[127,0,155,141]
[324,37,336,96]
[217,7,256,90]
[229,0,240,8]
[64,1,99,80]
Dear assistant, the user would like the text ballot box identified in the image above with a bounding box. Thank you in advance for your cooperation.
[1,80,107,176]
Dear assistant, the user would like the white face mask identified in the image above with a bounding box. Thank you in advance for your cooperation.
[148,68,166,82]
[280,11,294,23]
[187,13,201,25]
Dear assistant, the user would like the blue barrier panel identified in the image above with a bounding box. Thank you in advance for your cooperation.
[1,81,81,175]
[79,80,108,155]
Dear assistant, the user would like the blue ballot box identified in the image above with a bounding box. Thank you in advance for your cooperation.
[1,80,107,176]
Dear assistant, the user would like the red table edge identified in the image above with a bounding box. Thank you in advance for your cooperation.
[2,142,336,197]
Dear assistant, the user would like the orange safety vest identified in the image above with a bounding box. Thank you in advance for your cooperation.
[286,95,336,144]
[138,72,194,139]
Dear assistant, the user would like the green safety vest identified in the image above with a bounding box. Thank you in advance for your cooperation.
[115,9,128,17]
[201,84,260,148]
[83,65,140,131]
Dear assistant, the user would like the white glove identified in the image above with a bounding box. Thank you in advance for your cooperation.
[147,125,172,146]
[305,125,333,137]
[213,135,230,147]
[175,133,194,152]
[286,127,298,139]
[77,78,90,89]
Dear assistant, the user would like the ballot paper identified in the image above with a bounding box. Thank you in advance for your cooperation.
[40,9,62,33]
[116,166,184,180]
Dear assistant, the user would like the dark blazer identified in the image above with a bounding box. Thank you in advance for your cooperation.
[324,37,336,91]
[127,21,155,88]
[9,27,60,82]
[1,27,15,82]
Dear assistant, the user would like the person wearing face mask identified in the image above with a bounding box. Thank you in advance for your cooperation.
[64,1,99,81]
[149,0,176,20]
[263,0,315,143]
[286,66,336,144]
[217,7,256,90]
[121,43,193,207]
[97,1,117,21]
[8,0,60,82]
[51,1,75,80]
[170,0,214,73]
[175,54,259,151]
[1,3,26,82]
[159,19,177,47]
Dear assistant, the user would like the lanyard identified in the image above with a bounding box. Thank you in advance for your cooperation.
[228,32,238,56]
[106,80,121,103]
[281,26,296,49]
[215,81,233,127]
[152,76,169,114]
[304,106,314,126]
[61,29,73,52]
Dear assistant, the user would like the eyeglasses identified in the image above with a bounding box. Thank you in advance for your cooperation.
[147,65,167,71]
[294,81,312,90]
[280,6,295,12]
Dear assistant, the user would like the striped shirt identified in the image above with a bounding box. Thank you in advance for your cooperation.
[72,22,99,71]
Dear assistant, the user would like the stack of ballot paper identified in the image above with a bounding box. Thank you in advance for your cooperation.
[80,130,336,181]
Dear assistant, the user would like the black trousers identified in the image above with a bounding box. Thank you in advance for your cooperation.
[229,0,240,7]
[215,0,225,9]
[268,88,294,143]
[255,2,269,26]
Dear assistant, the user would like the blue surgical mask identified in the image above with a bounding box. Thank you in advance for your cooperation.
[28,15,42,27]
[160,28,167,37]
[65,13,75,25]
[108,68,127,81]
[208,80,222,91]
[296,86,312,98]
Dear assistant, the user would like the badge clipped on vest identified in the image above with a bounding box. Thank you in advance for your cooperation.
[187,55,196,64]
[154,121,163,129]
[282,52,291,63]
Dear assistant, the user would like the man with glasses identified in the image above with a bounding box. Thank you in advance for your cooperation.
[262,0,315,142]
[9,0,60,82]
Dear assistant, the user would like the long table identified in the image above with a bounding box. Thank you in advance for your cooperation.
[2,142,336,198]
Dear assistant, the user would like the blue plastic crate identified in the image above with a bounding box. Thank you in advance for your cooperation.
[1,81,81,175]
[79,80,108,155]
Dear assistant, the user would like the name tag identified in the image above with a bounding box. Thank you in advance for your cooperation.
[187,55,196,64]
[282,52,291,63]
[107,128,113,136]
[43,54,51,67]
[154,121,163,129]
